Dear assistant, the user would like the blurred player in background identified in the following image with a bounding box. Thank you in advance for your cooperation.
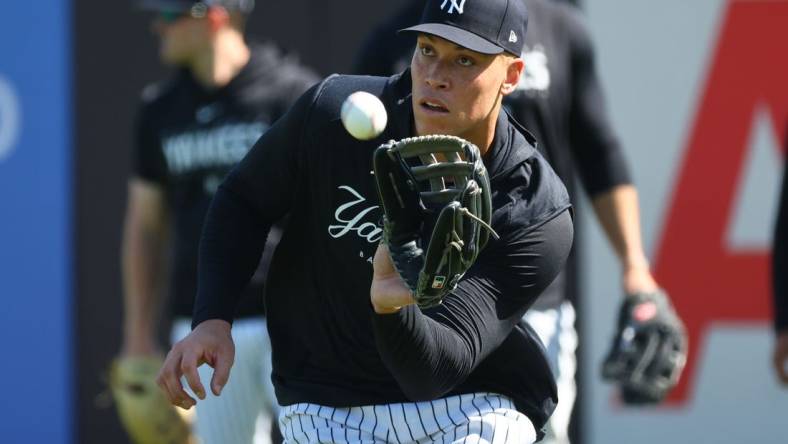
[354,1,668,442]
[117,0,318,442]
[773,129,788,386]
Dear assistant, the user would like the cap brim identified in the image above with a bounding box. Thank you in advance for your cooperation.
[399,23,504,55]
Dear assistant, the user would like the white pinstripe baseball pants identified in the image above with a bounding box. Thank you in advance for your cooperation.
[278,392,537,443]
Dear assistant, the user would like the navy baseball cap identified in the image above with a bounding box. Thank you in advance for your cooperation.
[400,0,528,56]
[137,0,254,13]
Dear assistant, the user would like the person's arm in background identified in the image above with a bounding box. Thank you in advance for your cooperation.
[590,187,657,294]
[120,98,172,358]
[772,143,788,385]
[565,8,657,295]
[121,179,169,356]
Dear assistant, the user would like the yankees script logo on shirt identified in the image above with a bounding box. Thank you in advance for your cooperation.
[441,0,466,15]
[328,185,382,243]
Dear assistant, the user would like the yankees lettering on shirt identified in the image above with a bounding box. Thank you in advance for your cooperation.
[328,185,382,263]
[162,121,268,175]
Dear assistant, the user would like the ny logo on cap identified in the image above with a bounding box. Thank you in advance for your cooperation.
[440,0,466,14]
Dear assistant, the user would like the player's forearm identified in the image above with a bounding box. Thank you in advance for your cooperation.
[590,184,650,271]
[121,217,167,351]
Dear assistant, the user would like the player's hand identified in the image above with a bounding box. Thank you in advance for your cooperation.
[371,243,416,314]
[773,331,788,385]
[156,319,235,409]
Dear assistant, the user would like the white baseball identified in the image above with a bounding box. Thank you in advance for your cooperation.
[340,91,388,140]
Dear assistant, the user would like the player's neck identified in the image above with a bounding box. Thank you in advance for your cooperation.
[190,30,250,90]
[462,101,502,158]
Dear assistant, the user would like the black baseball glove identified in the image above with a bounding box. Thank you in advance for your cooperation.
[601,289,688,404]
[373,135,497,309]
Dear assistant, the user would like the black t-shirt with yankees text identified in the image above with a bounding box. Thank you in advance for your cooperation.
[353,0,632,308]
[133,42,319,319]
[193,71,573,431]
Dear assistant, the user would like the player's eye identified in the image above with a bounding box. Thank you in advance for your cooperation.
[457,55,474,67]
[419,45,435,57]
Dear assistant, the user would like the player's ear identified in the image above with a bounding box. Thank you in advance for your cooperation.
[206,6,230,32]
[500,56,524,95]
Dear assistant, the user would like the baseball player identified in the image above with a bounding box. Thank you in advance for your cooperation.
[773,129,788,386]
[354,1,673,442]
[157,0,576,442]
[117,1,318,443]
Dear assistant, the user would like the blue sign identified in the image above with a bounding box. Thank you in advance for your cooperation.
[0,2,72,442]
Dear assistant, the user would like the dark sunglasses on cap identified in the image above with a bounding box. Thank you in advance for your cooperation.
[158,2,208,24]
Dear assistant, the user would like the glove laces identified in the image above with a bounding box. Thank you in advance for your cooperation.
[459,207,500,240]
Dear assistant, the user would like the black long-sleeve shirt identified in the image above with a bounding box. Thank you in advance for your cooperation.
[193,72,573,430]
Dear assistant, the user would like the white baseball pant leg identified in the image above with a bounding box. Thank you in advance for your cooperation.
[523,302,577,444]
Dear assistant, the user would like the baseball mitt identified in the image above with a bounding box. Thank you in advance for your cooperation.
[373,134,497,309]
[110,355,193,444]
[601,289,688,404]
